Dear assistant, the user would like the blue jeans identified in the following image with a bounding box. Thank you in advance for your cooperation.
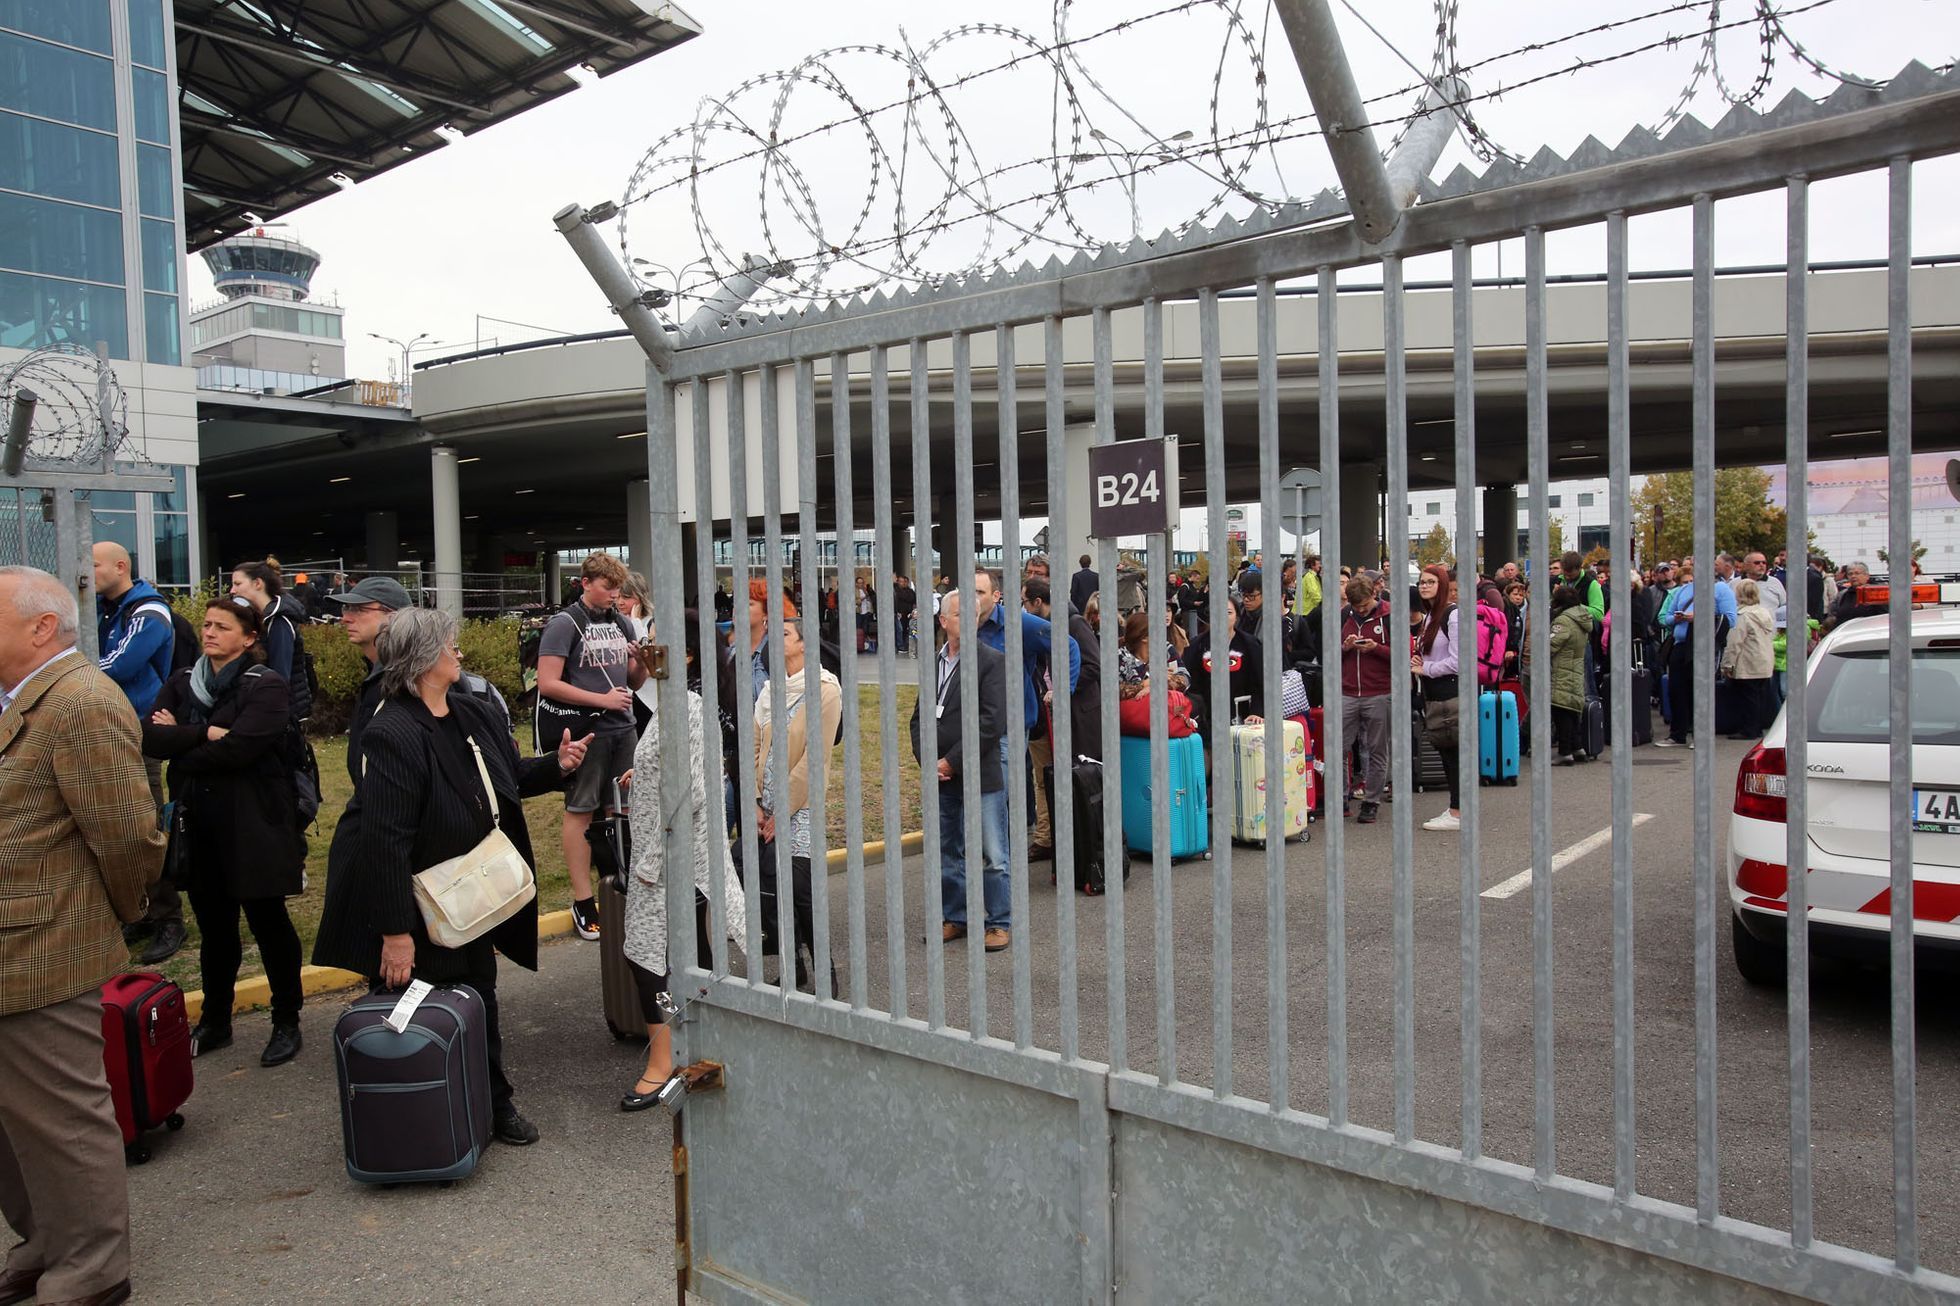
[939,783,1011,930]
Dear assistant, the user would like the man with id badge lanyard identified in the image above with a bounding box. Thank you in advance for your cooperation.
[536,553,645,941]
[910,592,1012,952]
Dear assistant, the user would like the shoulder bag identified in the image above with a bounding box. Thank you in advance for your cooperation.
[409,734,537,948]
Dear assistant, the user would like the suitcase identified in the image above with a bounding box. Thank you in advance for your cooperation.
[1287,714,1321,817]
[1477,689,1521,785]
[1412,709,1451,793]
[333,984,493,1185]
[1228,720,1311,844]
[1581,697,1606,759]
[597,879,640,1040]
[1063,756,1131,895]
[1715,677,1743,735]
[1498,677,1527,723]
[1659,670,1673,726]
[1119,733,1208,859]
[1627,664,1655,746]
[100,972,192,1165]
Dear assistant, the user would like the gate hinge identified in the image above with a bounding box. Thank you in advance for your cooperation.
[637,642,671,680]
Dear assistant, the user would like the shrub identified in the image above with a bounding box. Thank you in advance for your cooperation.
[169,579,220,626]
[300,615,526,737]
[459,617,525,705]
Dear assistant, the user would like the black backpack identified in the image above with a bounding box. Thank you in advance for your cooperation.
[134,600,198,675]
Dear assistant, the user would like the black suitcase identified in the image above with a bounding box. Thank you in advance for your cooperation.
[1411,711,1451,793]
[1627,665,1655,746]
[1582,698,1606,759]
[1061,756,1130,895]
[597,879,640,1040]
[333,984,492,1185]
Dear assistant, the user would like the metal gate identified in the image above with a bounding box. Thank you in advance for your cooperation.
[564,46,1960,1305]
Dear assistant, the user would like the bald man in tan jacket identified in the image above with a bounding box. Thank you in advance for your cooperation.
[0,567,165,1306]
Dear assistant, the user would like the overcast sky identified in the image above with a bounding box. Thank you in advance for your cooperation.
[185,0,1958,382]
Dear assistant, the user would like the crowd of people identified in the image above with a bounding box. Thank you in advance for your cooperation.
[0,527,1903,1302]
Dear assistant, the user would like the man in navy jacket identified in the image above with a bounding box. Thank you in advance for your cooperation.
[973,568,1078,858]
[92,542,185,963]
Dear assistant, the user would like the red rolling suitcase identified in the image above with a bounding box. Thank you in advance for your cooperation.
[100,971,192,1165]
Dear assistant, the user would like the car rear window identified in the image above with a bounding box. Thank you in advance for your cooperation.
[1808,646,1960,745]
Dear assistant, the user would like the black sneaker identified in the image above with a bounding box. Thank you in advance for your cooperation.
[570,897,600,941]
[122,920,154,945]
[189,1021,232,1058]
[260,1023,302,1067]
[492,1106,540,1146]
[1356,801,1379,824]
[138,919,187,965]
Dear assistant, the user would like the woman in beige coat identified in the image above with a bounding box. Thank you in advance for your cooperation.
[751,619,844,995]
[1719,578,1777,740]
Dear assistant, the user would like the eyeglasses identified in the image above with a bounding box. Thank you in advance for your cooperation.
[341,602,387,615]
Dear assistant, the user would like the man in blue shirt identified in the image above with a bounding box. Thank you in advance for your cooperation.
[972,569,1079,858]
[1655,560,1736,748]
[92,542,186,963]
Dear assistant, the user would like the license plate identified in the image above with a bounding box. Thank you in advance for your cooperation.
[1913,789,1960,834]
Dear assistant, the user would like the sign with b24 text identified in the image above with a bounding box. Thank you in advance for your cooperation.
[1089,436,1179,538]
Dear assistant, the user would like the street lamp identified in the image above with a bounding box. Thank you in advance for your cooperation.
[1070,128,1195,242]
[367,331,433,386]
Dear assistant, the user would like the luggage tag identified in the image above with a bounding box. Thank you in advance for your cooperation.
[383,979,435,1034]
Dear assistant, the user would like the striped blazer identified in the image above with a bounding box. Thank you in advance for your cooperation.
[0,652,165,1016]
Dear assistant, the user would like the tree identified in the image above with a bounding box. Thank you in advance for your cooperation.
[1876,539,1927,569]
[1631,467,1782,561]
[1414,523,1454,569]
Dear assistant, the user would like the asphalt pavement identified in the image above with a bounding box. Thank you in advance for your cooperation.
[119,730,1958,1301]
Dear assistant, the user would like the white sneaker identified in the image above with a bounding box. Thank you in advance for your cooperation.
[1423,810,1461,832]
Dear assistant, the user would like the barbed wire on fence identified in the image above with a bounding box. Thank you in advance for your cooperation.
[0,344,132,470]
[615,0,1915,317]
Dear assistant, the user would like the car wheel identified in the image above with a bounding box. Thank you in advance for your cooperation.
[1731,912,1788,988]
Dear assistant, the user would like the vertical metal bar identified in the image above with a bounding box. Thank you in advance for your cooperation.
[727,371,763,977]
[1047,317,1080,1063]
[1528,221,1560,1176]
[1384,253,1416,1145]
[796,359,833,1000]
[869,345,908,1018]
[1604,215,1632,1196]
[1690,193,1720,1224]
[1884,154,1918,1274]
[1145,297,1176,1088]
[999,325,1034,1051]
[690,380,728,978]
[912,341,946,1031]
[831,352,868,1010]
[1782,177,1814,1247]
[1093,306,1127,1073]
[1258,276,1288,1114]
[1314,266,1343,1125]
[1451,240,1482,1161]
[761,365,795,1001]
[1200,288,1231,1100]
[952,330,988,1038]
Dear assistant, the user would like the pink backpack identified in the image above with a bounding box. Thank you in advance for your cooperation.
[1475,601,1508,687]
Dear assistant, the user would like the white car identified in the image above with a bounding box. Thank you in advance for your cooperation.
[1726,603,1960,984]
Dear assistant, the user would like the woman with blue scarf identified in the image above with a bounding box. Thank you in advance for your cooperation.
[143,595,307,1068]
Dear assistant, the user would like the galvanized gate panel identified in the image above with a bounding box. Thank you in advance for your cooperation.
[561,58,1960,1306]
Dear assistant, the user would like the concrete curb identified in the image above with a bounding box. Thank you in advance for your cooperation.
[180,839,922,1021]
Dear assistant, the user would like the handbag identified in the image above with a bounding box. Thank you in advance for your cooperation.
[1117,690,1198,738]
[410,736,537,949]
[1278,668,1311,719]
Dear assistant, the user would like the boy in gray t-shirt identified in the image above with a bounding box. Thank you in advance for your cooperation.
[537,553,647,940]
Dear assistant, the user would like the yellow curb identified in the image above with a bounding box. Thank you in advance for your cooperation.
[179,843,921,1020]
[825,830,925,870]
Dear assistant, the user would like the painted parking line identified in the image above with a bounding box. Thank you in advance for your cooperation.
[1482,813,1655,900]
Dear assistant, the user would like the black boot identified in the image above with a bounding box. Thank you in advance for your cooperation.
[492,1104,539,1146]
[189,1020,232,1058]
[138,919,187,965]
[260,1023,302,1067]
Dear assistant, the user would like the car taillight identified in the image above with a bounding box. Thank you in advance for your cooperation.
[1734,742,1787,822]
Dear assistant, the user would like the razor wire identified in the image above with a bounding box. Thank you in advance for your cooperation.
[616,0,1904,316]
[0,344,131,470]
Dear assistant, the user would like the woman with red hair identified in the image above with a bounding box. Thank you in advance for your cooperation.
[1412,563,1463,831]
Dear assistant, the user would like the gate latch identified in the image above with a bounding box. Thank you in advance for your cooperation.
[636,642,670,681]
[658,1060,725,1115]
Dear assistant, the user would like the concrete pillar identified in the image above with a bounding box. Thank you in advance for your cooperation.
[1339,460,1381,571]
[364,510,399,572]
[627,478,651,575]
[430,446,463,618]
[1482,482,1519,574]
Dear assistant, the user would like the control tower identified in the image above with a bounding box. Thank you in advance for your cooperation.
[190,230,346,394]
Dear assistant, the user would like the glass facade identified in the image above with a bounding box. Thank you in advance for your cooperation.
[0,267,127,354]
[0,29,118,132]
[0,1,114,54]
[0,189,124,284]
[191,300,344,344]
[132,67,167,143]
[136,143,171,217]
[143,291,178,364]
[0,112,120,208]
[126,0,165,70]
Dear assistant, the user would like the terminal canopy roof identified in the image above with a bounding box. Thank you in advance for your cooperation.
[175,0,700,249]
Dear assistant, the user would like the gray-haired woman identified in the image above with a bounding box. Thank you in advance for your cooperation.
[312,608,590,1146]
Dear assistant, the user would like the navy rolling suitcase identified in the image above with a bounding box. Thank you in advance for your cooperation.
[334,984,493,1185]
[1119,733,1208,858]
[1581,697,1606,759]
[1477,689,1520,784]
[1627,659,1655,746]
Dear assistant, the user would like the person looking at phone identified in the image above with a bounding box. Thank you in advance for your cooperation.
[1338,576,1394,823]
[536,553,646,940]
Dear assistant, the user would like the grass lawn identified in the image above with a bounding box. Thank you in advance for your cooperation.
[149,682,921,994]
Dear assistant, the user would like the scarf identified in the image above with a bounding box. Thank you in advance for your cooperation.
[186,654,249,724]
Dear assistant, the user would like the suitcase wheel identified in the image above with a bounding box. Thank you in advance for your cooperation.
[165,1113,185,1132]
[125,1144,151,1166]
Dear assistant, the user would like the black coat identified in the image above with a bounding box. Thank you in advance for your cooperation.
[1064,611,1103,763]
[311,691,564,982]
[142,663,305,901]
[1180,628,1265,721]
[910,641,1008,793]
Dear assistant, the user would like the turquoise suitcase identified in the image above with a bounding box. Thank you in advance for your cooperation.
[1118,733,1209,859]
